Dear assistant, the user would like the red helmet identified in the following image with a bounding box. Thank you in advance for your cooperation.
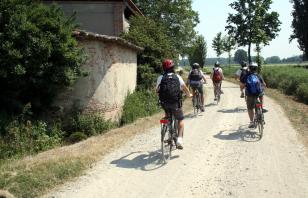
[162,59,174,71]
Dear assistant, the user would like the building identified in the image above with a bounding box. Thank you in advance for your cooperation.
[43,0,143,36]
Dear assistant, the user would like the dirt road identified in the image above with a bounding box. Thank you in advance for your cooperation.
[46,81,308,198]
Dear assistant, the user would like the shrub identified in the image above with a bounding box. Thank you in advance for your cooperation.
[0,0,85,113]
[68,113,116,137]
[68,132,88,143]
[0,119,62,159]
[296,83,308,104]
[121,90,160,125]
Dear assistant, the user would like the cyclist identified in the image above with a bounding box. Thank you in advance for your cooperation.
[187,63,207,112]
[156,59,192,149]
[211,61,224,101]
[235,61,248,98]
[240,62,267,128]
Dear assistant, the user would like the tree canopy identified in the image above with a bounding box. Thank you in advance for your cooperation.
[234,49,248,64]
[188,35,207,67]
[0,0,85,113]
[290,0,308,60]
[212,32,224,59]
[225,0,281,63]
[133,0,199,55]
[222,35,236,66]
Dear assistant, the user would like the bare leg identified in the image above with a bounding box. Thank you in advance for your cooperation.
[248,109,254,122]
[178,120,184,138]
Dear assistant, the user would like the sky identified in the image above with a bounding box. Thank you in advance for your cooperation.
[191,0,302,59]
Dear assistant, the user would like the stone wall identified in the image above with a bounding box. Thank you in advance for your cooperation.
[54,31,142,121]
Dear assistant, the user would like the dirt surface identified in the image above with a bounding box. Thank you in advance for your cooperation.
[45,81,308,198]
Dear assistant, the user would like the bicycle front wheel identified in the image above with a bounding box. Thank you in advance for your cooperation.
[161,124,171,163]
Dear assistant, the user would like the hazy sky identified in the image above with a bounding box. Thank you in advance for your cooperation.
[192,0,302,59]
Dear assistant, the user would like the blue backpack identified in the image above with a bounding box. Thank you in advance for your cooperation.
[246,74,262,96]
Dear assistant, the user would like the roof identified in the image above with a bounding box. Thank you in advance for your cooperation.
[42,0,143,16]
[73,30,144,52]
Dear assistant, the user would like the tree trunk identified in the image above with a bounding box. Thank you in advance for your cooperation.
[248,43,252,63]
[228,52,231,66]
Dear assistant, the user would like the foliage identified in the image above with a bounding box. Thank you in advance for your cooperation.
[261,66,308,104]
[121,89,160,125]
[225,0,281,62]
[265,56,281,64]
[67,113,116,138]
[290,0,308,60]
[0,0,85,114]
[222,35,236,66]
[133,0,199,55]
[0,105,62,159]
[212,32,223,58]
[121,16,176,88]
[188,35,207,67]
[234,49,248,64]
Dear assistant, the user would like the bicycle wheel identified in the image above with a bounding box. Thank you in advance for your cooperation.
[193,95,198,115]
[161,124,171,163]
[256,108,264,138]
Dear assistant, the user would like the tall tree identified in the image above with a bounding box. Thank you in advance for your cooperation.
[290,0,308,60]
[234,49,248,64]
[133,0,199,55]
[222,35,236,66]
[188,35,207,67]
[212,32,223,59]
[225,0,281,63]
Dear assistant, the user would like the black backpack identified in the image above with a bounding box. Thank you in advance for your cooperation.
[159,73,181,104]
[239,68,248,83]
[189,69,202,81]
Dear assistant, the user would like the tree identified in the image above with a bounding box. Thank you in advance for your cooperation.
[222,35,236,66]
[234,49,248,64]
[212,32,224,59]
[290,0,308,60]
[133,0,199,55]
[0,0,85,113]
[188,35,207,67]
[121,15,177,89]
[225,0,281,63]
[265,56,281,64]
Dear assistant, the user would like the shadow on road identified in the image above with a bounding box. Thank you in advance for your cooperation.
[110,150,177,171]
[213,125,261,142]
[217,107,247,113]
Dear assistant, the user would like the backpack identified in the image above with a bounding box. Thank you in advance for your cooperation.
[212,68,222,82]
[189,69,202,81]
[159,73,181,104]
[246,73,262,96]
[239,68,248,83]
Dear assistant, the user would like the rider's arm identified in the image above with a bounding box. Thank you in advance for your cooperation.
[182,84,193,97]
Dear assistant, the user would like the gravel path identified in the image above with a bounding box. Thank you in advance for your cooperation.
[45,81,308,198]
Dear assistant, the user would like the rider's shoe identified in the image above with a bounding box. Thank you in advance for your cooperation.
[240,93,245,98]
[214,97,217,101]
[176,137,183,150]
[221,90,224,94]
[262,108,268,113]
[201,106,205,112]
[248,122,255,128]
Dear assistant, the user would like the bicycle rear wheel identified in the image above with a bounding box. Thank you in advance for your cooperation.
[193,95,198,115]
[256,108,264,138]
[161,124,171,163]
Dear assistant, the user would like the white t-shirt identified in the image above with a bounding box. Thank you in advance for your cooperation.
[235,67,248,77]
[156,73,185,90]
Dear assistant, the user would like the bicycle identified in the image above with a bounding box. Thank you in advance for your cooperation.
[253,96,265,138]
[192,88,202,115]
[214,82,222,104]
[160,111,178,163]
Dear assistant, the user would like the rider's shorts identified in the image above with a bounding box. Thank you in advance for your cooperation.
[246,95,258,110]
[191,84,203,95]
[161,103,184,121]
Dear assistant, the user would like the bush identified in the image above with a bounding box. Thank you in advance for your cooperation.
[121,90,160,125]
[68,113,116,137]
[0,0,85,113]
[0,119,62,159]
[296,83,308,104]
[68,132,88,143]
